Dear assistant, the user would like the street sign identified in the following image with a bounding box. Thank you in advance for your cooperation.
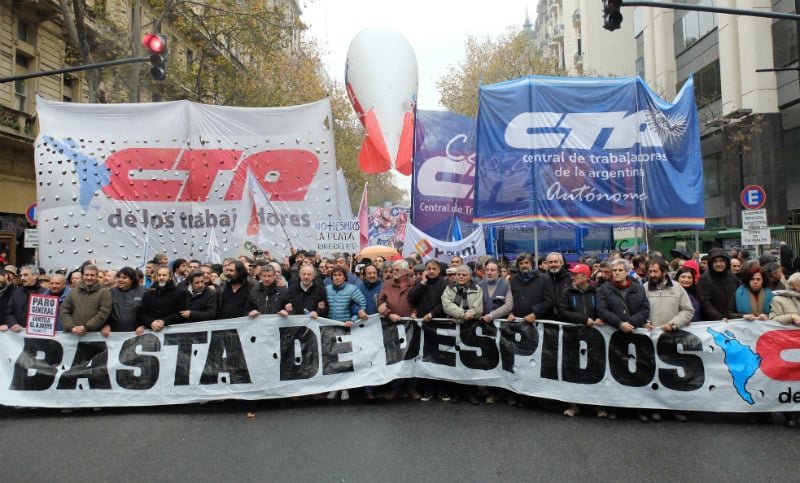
[24,228,38,248]
[25,203,37,225]
[741,209,770,246]
[741,185,766,210]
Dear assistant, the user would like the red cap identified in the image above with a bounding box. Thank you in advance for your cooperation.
[568,263,591,277]
[683,260,700,280]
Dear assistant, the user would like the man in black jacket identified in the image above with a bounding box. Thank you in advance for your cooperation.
[597,259,649,333]
[507,253,555,323]
[2,265,47,332]
[545,252,572,319]
[248,265,288,316]
[559,263,603,326]
[180,271,218,322]
[104,266,146,334]
[279,265,328,318]
[697,247,739,320]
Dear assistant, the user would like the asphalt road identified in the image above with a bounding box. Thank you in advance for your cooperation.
[1,397,797,482]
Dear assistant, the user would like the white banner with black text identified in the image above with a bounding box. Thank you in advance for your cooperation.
[0,316,798,411]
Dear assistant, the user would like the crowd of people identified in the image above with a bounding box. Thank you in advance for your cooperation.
[1,242,799,422]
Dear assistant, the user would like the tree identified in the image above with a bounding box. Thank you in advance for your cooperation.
[437,28,566,117]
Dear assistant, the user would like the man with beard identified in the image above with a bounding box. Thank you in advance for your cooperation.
[697,247,739,321]
[545,252,571,319]
[218,260,251,319]
[247,265,287,316]
[280,265,328,318]
[60,264,113,335]
[377,260,415,322]
[359,264,383,314]
[180,271,218,322]
[103,267,145,335]
[645,259,694,332]
[507,253,556,324]
[2,266,48,332]
[140,266,189,332]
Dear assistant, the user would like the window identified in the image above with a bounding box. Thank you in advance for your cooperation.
[17,21,29,42]
[685,59,721,107]
[673,0,716,54]
[772,19,798,68]
[703,152,721,198]
[15,54,30,111]
[635,34,645,80]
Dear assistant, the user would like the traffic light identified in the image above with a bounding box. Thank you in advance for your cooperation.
[141,33,168,80]
[603,0,623,31]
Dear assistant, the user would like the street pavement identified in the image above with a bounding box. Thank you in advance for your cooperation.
[1,397,798,482]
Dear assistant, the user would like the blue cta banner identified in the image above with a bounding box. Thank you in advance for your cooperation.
[474,76,704,229]
[412,110,476,240]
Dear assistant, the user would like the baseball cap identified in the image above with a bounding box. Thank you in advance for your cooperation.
[4,265,17,276]
[446,267,458,275]
[568,263,591,277]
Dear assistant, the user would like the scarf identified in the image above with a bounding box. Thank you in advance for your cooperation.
[613,278,631,290]
[748,288,766,316]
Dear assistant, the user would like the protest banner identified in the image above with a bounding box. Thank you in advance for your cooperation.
[473,76,704,229]
[2,316,792,411]
[315,219,360,254]
[25,294,59,337]
[402,223,485,264]
[34,98,340,270]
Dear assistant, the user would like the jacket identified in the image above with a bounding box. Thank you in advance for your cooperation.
[326,282,366,321]
[140,281,189,327]
[597,278,650,329]
[187,287,218,322]
[109,286,146,331]
[547,267,573,318]
[697,247,740,320]
[377,276,416,318]
[769,290,800,324]
[645,278,694,329]
[360,280,383,314]
[60,282,112,331]
[285,280,328,317]
[5,283,48,327]
[509,271,556,319]
[45,286,71,332]
[247,282,288,315]
[442,281,483,320]
[408,276,447,318]
[559,284,599,325]
[217,281,251,319]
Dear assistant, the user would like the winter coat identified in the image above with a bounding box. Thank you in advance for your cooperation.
[217,281,251,319]
[44,286,71,332]
[285,280,328,317]
[442,281,483,320]
[187,287,218,322]
[559,284,599,325]
[735,286,773,318]
[645,278,694,329]
[359,280,383,314]
[547,267,573,318]
[5,283,47,327]
[478,277,513,320]
[140,281,189,327]
[377,276,416,318]
[109,286,145,331]
[769,290,800,324]
[326,282,366,322]
[509,271,556,319]
[247,282,288,315]
[597,278,650,329]
[60,282,112,331]
[697,247,740,320]
[408,276,447,319]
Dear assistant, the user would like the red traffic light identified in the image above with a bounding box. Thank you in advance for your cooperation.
[141,34,167,54]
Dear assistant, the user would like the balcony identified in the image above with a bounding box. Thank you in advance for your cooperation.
[573,9,581,27]
[574,52,583,66]
[553,24,564,40]
[0,105,36,142]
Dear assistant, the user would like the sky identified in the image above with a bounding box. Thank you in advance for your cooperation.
[300,0,530,110]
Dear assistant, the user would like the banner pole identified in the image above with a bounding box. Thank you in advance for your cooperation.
[534,226,539,263]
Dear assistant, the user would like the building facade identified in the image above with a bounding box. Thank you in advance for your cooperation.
[0,0,302,266]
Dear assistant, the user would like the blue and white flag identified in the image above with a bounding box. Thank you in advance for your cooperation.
[474,76,704,229]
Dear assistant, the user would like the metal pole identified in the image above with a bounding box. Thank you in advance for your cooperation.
[622,1,800,21]
[0,56,150,83]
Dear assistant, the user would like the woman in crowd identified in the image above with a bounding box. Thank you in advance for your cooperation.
[735,265,773,321]
[325,267,368,401]
[674,266,701,322]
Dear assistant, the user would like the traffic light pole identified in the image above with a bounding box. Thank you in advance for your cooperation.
[0,56,150,84]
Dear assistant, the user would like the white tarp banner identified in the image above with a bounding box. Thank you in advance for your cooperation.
[402,222,485,264]
[0,316,796,411]
[35,97,338,270]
